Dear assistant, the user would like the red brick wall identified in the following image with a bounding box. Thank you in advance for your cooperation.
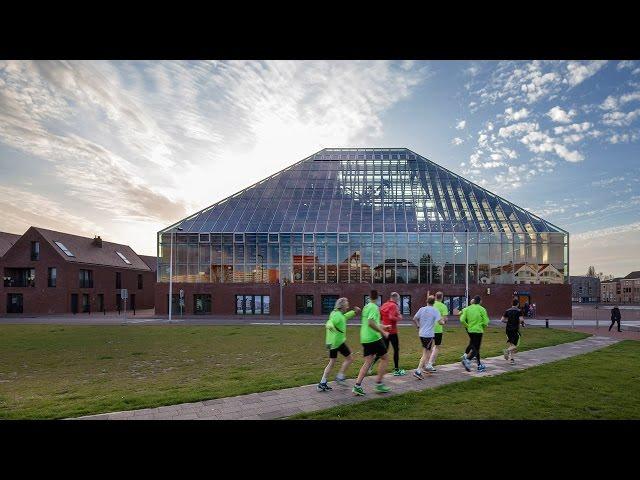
[1,229,155,315]
[155,281,572,318]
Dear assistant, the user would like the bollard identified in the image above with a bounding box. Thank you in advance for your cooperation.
[545,318,549,328]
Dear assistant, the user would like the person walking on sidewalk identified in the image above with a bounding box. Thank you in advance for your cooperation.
[609,305,622,332]
[317,298,361,392]
[372,292,406,376]
[460,295,490,372]
[352,290,392,396]
[501,299,525,365]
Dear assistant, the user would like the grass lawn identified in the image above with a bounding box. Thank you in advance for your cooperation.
[294,340,640,420]
[0,324,586,419]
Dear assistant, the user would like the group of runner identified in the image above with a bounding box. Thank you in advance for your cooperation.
[318,289,526,395]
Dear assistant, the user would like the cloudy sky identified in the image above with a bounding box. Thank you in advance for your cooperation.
[1,60,638,276]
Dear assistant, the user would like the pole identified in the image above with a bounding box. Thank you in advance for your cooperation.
[123,296,127,324]
[465,228,469,306]
[595,304,599,329]
[279,278,283,326]
[169,230,174,323]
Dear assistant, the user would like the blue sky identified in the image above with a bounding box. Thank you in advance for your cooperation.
[0,60,638,276]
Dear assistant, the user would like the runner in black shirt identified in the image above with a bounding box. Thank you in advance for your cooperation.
[501,299,525,364]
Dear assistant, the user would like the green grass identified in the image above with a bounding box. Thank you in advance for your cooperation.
[0,324,586,419]
[294,340,640,420]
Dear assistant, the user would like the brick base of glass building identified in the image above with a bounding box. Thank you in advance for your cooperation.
[155,282,571,318]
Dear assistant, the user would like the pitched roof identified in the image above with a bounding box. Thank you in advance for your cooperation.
[0,232,21,257]
[161,148,567,236]
[623,271,640,279]
[139,255,157,272]
[32,227,150,271]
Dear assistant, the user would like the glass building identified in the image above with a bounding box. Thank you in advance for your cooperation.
[158,148,568,289]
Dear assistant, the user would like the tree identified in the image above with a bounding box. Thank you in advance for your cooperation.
[587,265,596,277]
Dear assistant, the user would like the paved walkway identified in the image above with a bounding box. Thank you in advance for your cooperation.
[74,335,619,420]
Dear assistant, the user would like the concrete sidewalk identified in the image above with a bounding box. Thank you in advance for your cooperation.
[74,335,620,421]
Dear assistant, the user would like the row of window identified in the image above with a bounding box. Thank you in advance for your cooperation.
[164,293,468,316]
[3,268,143,289]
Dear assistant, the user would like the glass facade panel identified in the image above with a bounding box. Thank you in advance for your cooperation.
[159,149,568,285]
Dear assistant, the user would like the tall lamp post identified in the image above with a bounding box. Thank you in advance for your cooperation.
[168,226,183,322]
[465,228,469,307]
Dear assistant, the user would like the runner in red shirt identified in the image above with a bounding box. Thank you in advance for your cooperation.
[372,292,406,376]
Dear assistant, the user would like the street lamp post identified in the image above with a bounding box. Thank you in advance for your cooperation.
[465,228,469,307]
[168,226,183,322]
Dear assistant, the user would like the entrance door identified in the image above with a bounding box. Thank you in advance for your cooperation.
[97,294,104,312]
[130,294,136,312]
[71,294,79,314]
[7,293,23,313]
[444,295,467,315]
[296,295,314,315]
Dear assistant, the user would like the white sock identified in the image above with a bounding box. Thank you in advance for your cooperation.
[321,376,327,384]
[426,363,433,368]
[336,373,345,380]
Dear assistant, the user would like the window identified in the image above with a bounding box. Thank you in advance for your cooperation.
[79,269,93,288]
[321,295,339,314]
[303,234,314,243]
[338,233,349,243]
[400,295,411,315]
[82,293,90,313]
[268,234,279,243]
[48,267,57,287]
[137,274,143,290]
[199,233,210,243]
[234,234,244,243]
[236,295,270,314]
[194,294,212,314]
[296,295,314,315]
[363,295,382,307]
[116,251,132,265]
[116,272,122,289]
[4,268,35,287]
[31,241,40,261]
[54,241,74,257]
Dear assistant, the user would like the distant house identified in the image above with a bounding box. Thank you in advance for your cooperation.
[620,271,640,303]
[1,226,155,315]
[570,276,601,303]
[601,277,622,303]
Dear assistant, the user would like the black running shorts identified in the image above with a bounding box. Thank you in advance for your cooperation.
[434,333,443,346]
[329,342,351,359]
[420,337,434,350]
[506,329,520,346]
[363,338,387,357]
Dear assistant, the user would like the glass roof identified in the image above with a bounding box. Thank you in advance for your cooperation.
[161,148,567,235]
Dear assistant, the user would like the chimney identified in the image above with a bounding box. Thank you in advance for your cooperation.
[93,235,103,248]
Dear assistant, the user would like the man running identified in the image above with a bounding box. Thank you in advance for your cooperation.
[460,295,490,372]
[372,292,406,376]
[353,290,392,396]
[432,291,449,367]
[317,298,361,392]
[501,299,525,365]
[412,295,441,379]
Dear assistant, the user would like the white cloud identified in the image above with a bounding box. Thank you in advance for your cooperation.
[602,108,640,126]
[547,106,576,123]
[498,122,538,138]
[504,107,529,122]
[565,60,607,86]
[620,91,640,105]
[617,60,635,70]
[456,120,466,130]
[554,122,591,134]
[608,133,640,144]
[452,137,464,146]
[600,95,618,110]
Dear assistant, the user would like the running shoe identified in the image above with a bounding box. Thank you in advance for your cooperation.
[335,375,347,385]
[425,365,437,373]
[352,385,365,396]
[477,364,486,372]
[393,368,407,376]
[510,359,516,365]
[317,382,332,392]
[413,370,424,380]
[375,383,391,393]
[461,355,471,372]
[503,349,509,360]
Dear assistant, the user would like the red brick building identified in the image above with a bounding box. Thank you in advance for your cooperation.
[1,227,155,315]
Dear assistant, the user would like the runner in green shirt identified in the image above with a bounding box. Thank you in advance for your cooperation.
[432,291,449,367]
[353,290,392,396]
[317,297,361,392]
[460,295,490,372]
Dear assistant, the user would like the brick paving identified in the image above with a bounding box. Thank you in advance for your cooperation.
[73,336,620,421]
